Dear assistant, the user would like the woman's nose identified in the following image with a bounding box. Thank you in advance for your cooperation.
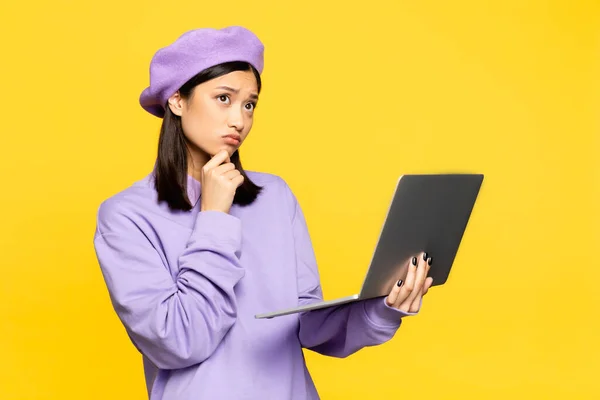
[227,108,244,131]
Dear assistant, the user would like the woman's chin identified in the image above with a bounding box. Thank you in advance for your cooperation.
[217,145,239,156]
[202,143,239,159]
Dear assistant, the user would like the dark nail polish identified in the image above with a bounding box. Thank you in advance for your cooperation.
[423,252,428,261]
[397,279,403,287]
[412,257,417,266]
[427,257,432,266]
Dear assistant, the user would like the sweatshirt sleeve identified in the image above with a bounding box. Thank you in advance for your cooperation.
[93,202,244,370]
[287,185,420,358]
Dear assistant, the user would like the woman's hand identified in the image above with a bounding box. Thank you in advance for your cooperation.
[200,150,244,214]
[385,252,433,313]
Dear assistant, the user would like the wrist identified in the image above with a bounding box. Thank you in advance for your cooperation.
[200,205,230,214]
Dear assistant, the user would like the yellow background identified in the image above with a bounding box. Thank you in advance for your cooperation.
[1,0,598,398]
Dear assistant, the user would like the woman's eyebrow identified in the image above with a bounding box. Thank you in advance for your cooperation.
[215,85,259,100]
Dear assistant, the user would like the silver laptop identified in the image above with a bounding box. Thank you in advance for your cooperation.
[255,173,484,319]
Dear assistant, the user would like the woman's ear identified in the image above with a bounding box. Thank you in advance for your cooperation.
[167,92,184,116]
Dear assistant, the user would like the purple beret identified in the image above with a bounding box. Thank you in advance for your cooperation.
[139,26,265,118]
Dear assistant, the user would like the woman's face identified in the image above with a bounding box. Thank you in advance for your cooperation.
[168,70,259,163]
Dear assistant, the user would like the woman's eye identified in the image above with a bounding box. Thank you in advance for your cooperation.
[217,95,230,104]
[245,102,255,111]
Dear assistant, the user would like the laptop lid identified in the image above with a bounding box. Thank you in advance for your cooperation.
[357,174,484,300]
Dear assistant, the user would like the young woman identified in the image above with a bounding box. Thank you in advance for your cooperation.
[93,26,433,400]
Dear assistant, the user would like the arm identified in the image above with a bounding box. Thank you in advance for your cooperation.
[93,204,244,370]
[288,187,419,358]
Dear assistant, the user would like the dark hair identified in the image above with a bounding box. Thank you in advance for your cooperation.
[154,61,263,212]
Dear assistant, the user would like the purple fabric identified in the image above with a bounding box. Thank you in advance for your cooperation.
[139,26,265,118]
[93,170,418,399]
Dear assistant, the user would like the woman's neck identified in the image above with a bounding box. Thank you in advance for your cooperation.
[186,148,210,182]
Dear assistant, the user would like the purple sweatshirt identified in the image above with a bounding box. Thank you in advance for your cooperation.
[93,170,417,399]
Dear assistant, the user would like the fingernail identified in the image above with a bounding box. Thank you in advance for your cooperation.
[412,257,417,266]
[423,252,428,261]
[397,279,403,287]
[427,257,432,266]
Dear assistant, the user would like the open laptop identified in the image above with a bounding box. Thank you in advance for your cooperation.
[255,173,484,319]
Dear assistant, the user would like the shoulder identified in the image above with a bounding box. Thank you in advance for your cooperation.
[245,170,299,215]
[246,170,289,191]
[246,170,298,195]
[95,173,159,235]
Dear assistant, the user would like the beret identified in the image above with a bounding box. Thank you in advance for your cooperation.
[139,26,265,118]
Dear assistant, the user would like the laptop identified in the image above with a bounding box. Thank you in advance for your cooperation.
[254,173,484,319]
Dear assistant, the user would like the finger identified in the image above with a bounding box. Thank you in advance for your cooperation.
[386,277,404,307]
[222,169,241,181]
[422,276,434,296]
[232,174,244,187]
[213,162,236,176]
[403,252,428,306]
[203,150,230,172]
[409,262,433,312]
[393,256,418,309]
[423,257,433,296]
[410,286,423,312]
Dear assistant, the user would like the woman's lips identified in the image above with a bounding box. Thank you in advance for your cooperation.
[223,134,241,146]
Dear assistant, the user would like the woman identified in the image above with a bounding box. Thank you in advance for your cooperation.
[93,26,433,400]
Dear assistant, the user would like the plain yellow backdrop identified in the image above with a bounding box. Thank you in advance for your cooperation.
[1,0,599,398]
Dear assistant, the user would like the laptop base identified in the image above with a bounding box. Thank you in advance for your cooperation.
[255,294,360,319]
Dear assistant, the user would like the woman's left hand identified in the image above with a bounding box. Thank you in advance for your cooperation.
[385,252,433,313]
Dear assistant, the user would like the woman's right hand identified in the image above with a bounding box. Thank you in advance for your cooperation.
[200,150,244,214]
